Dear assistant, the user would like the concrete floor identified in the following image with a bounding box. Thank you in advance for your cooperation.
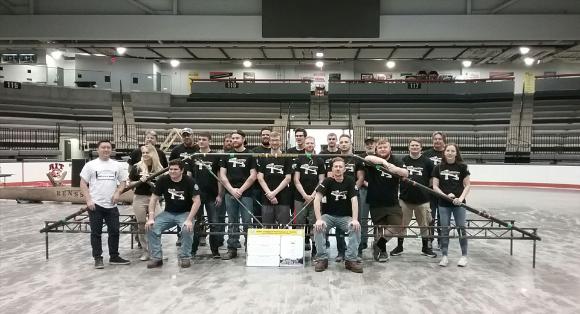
[1,187,579,314]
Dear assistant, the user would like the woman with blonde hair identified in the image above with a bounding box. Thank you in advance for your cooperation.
[129,144,164,261]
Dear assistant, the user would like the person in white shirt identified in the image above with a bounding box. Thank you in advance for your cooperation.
[80,140,130,269]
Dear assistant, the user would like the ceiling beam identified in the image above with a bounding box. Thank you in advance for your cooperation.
[183,47,198,58]
[386,48,396,60]
[218,47,230,59]
[490,0,521,14]
[259,47,267,59]
[354,48,361,59]
[77,47,93,55]
[421,47,434,59]
[147,47,165,58]
[453,47,470,60]
[125,0,155,14]
[0,0,16,13]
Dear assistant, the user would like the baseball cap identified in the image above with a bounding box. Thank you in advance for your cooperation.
[181,128,193,135]
[364,137,375,144]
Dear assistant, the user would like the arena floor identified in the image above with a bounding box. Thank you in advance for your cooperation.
[1,187,579,314]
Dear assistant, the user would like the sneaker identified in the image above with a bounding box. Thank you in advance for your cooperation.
[345,260,363,273]
[378,251,389,263]
[221,249,238,260]
[94,257,104,269]
[109,256,131,265]
[176,238,182,247]
[233,242,242,249]
[314,259,328,272]
[439,255,449,267]
[139,252,150,261]
[390,246,404,256]
[372,243,381,262]
[211,249,221,259]
[335,254,345,263]
[147,259,163,269]
[179,258,191,268]
[325,240,330,248]
[199,237,207,247]
[457,256,468,267]
[421,247,437,258]
[304,242,311,251]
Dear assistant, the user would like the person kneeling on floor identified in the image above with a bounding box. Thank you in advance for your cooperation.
[146,159,201,269]
[313,157,363,273]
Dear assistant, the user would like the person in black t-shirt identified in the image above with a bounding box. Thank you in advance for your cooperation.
[312,157,362,273]
[392,138,437,258]
[190,132,224,259]
[432,143,471,268]
[145,160,201,269]
[250,127,272,223]
[293,136,325,252]
[169,128,199,175]
[128,130,168,168]
[219,130,257,260]
[329,134,365,262]
[286,128,306,153]
[364,139,409,262]
[257,131,293,225]
[128,144,164,262]
[252,127,272,153]
[423,131,447,248]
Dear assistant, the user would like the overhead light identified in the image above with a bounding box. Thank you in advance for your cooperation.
[524,57,535,66]
[170,59,180,67]
[315,51,324,58]
[315,61,324,68]
[93,53,106,57]
[386,60,396,69]
[116,47,127,55]
[50,50,63,60]
[243,60,252,68]
[536,59,542,65]
[76,52,91,56]
[462,60,472,68]
[147,76,152,79]
[519,47,530,55]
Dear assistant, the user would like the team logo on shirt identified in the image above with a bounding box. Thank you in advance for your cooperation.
[168,189,185,200]
[429,156,442,165]
[345,163,355,173]
[300,164,319,175]
[440,170,460,181]
[378,169,392,178]
[406,166,423,176]
[228,158,246,168]
[266,163,284,174]
[330,190,348,201]
[195,160,213,170]
[95,170,116,180]
[194,184,199,191]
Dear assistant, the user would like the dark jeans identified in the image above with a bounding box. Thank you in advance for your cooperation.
[429,195,441,243]
[192,195,221,254]
[88,205,120,258]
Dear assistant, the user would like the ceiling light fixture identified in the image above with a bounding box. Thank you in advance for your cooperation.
[462,60,472,68]
[386,60,396,69]
[170,59,180,67]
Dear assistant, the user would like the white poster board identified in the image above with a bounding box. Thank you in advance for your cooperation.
[246,229,305,267]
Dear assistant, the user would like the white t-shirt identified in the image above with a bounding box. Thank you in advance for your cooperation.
[80,158,128,208]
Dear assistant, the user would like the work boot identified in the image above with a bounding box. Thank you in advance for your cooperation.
[345,260,363,273]
[314,259,328,272]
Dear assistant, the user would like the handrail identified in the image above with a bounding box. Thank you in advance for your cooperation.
[190,79,312,83]
[535,73,580,79]
[333,77,514,84]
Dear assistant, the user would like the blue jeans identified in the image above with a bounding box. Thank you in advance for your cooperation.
[148,211,194,260]
[439,205,468,256]
[192,195,221,253]
[225,193,253,249]
[314,214,361,262]
[358,187,370,248]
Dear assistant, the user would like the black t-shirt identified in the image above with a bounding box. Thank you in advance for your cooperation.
[423,148,444,170]
[169,144,198,174]
[192,153,221,198]
[258,156,293,205]
[365,154,403,207]
[400,154,433,205]
[154,175,200,213]
[128,164,156,196]
[319,176,357,217]
[329,155,364,181]
[128,146,169,168]
[286,147,305,154]
[252,145,271,154]
[432,162,470,207]
[319,148,340,171]
[220,148,256,197]
[293,155,325,201]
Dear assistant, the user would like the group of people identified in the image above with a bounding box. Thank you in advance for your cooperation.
[80,127,471,273]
